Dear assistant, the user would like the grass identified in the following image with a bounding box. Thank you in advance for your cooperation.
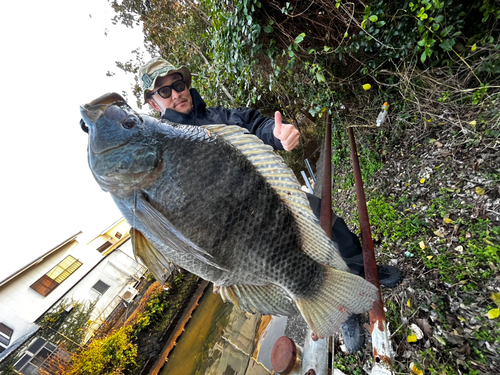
[334,352,365,375]
[419,348,482,375]
[328,78,499,372]
[334,187,500,373]
[363,191,500,291]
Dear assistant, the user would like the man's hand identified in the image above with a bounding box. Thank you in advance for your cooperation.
[273,111,300,151]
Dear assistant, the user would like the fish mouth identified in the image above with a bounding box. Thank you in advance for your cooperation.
[81,92,135,155]
[90,140,130,155]
[81,92,127,125]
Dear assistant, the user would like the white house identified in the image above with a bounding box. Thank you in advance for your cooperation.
[0,219,147,373]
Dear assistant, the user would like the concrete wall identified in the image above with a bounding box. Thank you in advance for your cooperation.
[0,240,79,342]
[0,219,147,359]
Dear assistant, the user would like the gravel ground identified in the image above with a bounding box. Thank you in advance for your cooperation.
[283,314,309,347]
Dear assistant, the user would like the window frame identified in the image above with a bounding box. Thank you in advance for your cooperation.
[30,256,82,297]
[96,241,113,253]
[91,280,111,295]
[0,322,13,352]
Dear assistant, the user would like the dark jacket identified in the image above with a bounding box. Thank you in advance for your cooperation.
[161,89,284,150]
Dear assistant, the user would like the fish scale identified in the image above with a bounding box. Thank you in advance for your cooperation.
[142,128,313,291]
[81,93,379,338]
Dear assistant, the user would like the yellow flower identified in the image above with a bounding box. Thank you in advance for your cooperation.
[408,334,417,342]
[488,308,500,319]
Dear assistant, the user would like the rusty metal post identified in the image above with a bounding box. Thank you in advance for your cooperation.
[320,113,333,239]
[347,127,393,375]
[319,114,335,375]
[272,113,335,375]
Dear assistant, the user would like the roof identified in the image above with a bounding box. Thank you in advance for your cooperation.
[0,232,82,287]
[86,217,125,245]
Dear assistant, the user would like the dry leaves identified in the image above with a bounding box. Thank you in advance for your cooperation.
[416,318,433,336]
[410,324,424,339]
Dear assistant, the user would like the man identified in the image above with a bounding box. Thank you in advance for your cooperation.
[138,57,401,351]
[140,57,300,152]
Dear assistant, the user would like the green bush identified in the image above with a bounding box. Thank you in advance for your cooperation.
[135,288,170,333]
[343,0,500,68]
[70,326,137,375]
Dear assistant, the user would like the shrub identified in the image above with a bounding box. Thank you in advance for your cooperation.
[70,326,137,375]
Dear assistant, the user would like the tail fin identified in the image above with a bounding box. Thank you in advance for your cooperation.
[294,266,379,338]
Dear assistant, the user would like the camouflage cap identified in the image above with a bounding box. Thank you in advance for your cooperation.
[138,57,192,103]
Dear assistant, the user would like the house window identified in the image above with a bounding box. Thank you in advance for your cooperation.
[0,323,13,353]
[96,241,113,253]
[30,256,82,297]
[115,232,122,239]
[13,338,65,375]
[92,280,110,295]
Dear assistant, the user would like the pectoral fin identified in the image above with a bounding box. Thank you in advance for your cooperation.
[219,283,299,316]
[134,194,227,271]
[131,228,171,283]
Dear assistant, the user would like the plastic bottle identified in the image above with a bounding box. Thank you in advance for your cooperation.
[376,102,389,127]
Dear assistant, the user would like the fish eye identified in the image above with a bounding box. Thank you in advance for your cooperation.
[122,117,138,129]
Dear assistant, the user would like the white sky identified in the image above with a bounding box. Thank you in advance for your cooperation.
[0,0,151,280]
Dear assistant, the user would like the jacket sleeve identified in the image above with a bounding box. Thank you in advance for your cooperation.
[215,106,285,151]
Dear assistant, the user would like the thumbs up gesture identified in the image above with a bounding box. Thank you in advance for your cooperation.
[273,111,300,151]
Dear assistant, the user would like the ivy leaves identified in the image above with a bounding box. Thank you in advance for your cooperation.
[345,0,499,70]
[294,32,305,44]
[439,38,455,52]
[264,20,274,33]
[418,31,436,63]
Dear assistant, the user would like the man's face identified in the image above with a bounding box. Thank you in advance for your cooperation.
[146,73,193,115]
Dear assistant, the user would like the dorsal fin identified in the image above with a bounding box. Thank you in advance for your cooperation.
[202,124,349,272]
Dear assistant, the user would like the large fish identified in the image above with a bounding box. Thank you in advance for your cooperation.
[80,93,378,338]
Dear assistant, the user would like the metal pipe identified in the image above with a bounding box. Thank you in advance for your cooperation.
[301,328,328,374]
[301,171,314,194]
[305,159,316,182]
[347,127,393,374]
[271,336,303,374]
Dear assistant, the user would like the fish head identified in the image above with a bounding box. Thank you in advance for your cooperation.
[81,93,162,194]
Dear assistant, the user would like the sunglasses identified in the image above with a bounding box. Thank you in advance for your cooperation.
[150,80,187,99]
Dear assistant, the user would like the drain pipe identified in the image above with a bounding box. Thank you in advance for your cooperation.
[347,127,394,375]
